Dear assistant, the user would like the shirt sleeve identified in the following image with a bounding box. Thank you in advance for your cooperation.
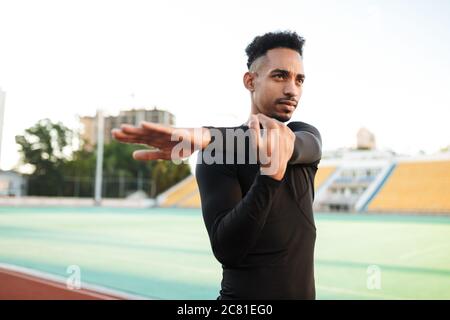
[287,121,322,165]
[202,123,321,166]
[195,157,282,267]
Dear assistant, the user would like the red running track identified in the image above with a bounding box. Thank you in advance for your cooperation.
[0,265,133,300]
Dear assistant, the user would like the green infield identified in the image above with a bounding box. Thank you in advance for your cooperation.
[0,207,449,299]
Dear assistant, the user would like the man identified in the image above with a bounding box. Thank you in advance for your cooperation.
[112,31,322,300]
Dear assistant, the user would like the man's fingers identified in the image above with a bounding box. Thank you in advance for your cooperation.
[256,113,279,129]
[248,115,261,163]
[132,149,170,161]
[248,115,260,143]
[111,129,149,144]
[120,124,149,136]
[255,114,277,164]
[140,121,173,134]
[115,122,173,140]
[113,123,179,161]
[112,129,136,141]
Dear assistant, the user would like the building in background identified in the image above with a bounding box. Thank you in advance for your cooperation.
[0,88,6,167]
[357,127,376,150]
[0,170,26,197]
[80,107,175,150]
[158,127,450,215]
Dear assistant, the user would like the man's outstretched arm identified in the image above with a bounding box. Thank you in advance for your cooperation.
[112,114,295,266]
[112,122,212,160]
[111,115,320,167]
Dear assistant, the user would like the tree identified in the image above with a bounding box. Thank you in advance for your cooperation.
[101,141,191,197]
[16,119,191,197]
[15,119,74,195]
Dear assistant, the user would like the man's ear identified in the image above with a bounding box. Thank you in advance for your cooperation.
[243,72,255,92]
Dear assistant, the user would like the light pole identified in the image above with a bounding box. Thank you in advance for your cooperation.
[94,109,104,206]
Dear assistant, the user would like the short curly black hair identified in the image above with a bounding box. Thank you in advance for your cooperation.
[245,31,305,70]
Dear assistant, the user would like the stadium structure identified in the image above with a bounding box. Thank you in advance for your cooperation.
[157,128,450,215]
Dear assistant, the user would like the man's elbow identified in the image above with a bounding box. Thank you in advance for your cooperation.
[290,132,322,164]
[313,139,322,162]
[212,245,244,267]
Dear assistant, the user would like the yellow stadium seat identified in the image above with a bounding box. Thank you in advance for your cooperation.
[368,161,450,213]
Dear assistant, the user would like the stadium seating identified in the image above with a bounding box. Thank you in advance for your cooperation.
[159,175,199,207]
[314,166,336,190]
[159,166,337,208]
[368,160,450,213]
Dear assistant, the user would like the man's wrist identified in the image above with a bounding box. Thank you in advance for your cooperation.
[188,127,212,151]
[200,127,212,150]
[260,165,286,181]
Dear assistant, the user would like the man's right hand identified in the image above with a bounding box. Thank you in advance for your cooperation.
[247,114,295,181]
[112,122,211,161]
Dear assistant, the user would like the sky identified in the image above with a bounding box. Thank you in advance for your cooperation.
[0,0,449,170]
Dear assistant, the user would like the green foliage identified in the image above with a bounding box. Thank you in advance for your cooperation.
[15,119,74,195]
[16,119,191,198]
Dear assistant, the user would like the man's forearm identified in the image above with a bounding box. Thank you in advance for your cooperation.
[201,125,321,165]
[196,160,283,267]
[289,131,322,164]
[208,174,282,267]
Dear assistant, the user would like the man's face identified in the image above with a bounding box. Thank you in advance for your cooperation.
[246,48,305,122]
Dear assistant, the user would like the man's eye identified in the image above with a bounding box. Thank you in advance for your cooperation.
[274,74,285,79]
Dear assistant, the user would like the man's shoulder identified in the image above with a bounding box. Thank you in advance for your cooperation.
[287,121,319,132]
[287,121,321,140]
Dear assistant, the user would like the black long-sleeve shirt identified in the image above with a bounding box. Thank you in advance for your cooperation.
[195,121,322,300]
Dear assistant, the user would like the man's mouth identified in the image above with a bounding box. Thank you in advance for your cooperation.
[277,100,297,111]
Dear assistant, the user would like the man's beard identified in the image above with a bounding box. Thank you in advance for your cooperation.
[270,112,290,123]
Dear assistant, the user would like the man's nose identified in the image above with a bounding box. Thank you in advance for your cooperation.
[283,79,300,98]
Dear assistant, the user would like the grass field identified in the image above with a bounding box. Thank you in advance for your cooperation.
[0,206,449,299]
